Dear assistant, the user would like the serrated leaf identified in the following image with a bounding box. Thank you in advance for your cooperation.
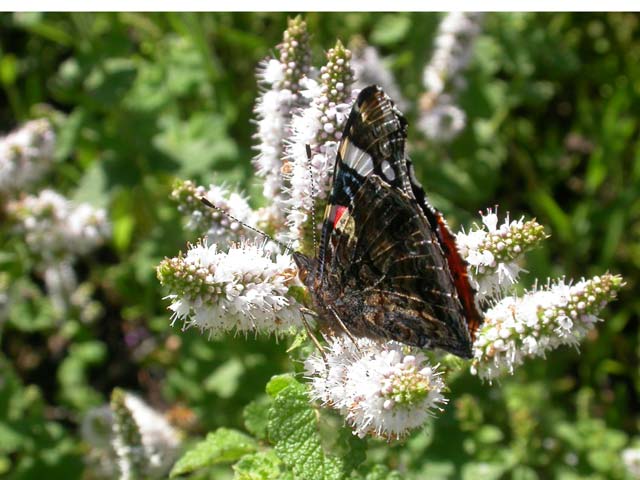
[265,374,298,398]
[243,397,271,440]
[267,377,344,480]
[170,428,258,478]
[232,451,285,480]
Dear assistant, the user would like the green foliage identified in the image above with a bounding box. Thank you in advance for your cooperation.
[0,11,638,480]
[171,428,259,477]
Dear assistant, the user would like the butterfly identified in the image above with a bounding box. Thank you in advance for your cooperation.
[293,85,483,358]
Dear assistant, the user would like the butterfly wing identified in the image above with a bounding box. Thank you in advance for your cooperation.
[315,85,481,357]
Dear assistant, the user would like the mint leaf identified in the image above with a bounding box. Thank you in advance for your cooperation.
[267,377,344,480]
[170,428,258,477]
[243,397,272,440]
[233,451,292,480]
[265,374,298,398]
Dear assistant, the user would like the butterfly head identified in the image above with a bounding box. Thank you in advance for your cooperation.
[292,252,315,287]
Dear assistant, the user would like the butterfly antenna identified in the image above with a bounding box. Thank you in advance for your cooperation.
[306,144,319,255]
[199,197,294,255]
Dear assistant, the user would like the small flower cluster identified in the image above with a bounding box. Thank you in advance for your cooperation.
[83,390,181,479]
[419,12,484,142]
[171,179,255,243]
[471,274,624,381]
[0,119,55,194]
[157,240,302,335]
[6,189,111,263]
[253,16,312,205]
[285,40,355,247]
[456,209,547,300]
[6,189,110,314]
[305,336,447,440]
[350,38,408,111]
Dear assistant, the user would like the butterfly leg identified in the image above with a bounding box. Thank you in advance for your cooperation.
[327,305,362,352]
[300,310,327,362]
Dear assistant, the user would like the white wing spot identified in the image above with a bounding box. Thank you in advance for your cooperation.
[344,144,375,176]
[381,160,396,182]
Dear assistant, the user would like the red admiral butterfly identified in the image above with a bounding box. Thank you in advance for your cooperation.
[293,85,483,358]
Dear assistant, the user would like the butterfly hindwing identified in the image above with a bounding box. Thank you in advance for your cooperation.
[327,175,474,356]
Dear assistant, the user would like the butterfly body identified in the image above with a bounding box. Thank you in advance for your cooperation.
[294,85,482,358]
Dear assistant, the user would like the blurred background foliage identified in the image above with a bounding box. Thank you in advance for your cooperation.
[0,11,638,479]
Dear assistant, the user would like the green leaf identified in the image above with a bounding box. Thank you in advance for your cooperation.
[361,465,403,480]
[461,463,505,480]
[73,160,109,208]
[286,330,308,353]
[204,357,245,398]
[267,377,344,480]
[0,54,18,86]
[243,397,272,440]
[265,374,298,398]
[232,451,290,480]
[153,112,238,179]
[370,14,411,46]
[170,428,259,478]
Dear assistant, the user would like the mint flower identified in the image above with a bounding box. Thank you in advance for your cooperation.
[622,447,640,479]
[456,208,547,300]
[351,38,407,111]
[253,16,311,205]
[7,189,110,313]
[471,274,624,381]
[157,240,302,335]
[6,189,110,263]
[419,12,483,142]
[285,40,355,247]
[111,389,146,480]
[305,337,447,440]
[0,118,55,194]
[92,390,181,480]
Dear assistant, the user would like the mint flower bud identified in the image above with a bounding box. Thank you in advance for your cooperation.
[0,118,55,194]
[457,208,547,300]
[157,240,302,335]
[278,15,312,98]
[305,337,447,440]
[471,274,624,381]
[91,390,181,480]
[285,40,355,247]
[171,179,254,243]
[111,388,146,480]
[253,16,311,205]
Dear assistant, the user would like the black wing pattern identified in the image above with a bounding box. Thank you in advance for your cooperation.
[298,85,481,358]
